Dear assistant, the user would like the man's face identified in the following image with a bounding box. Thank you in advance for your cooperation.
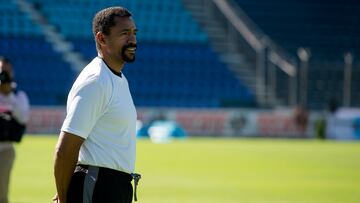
[0,61,14,79]
[103,16,137,63]
[0,60,14,95]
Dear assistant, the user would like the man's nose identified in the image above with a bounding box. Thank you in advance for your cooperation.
[128,34,136,44]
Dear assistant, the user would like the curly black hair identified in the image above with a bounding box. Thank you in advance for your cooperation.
[0,56,11,64]
[92,7,132,51]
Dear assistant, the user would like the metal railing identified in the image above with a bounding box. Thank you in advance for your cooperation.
[210,0,299,106]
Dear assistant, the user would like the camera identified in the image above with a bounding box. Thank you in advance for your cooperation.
[0,71,25,142]
[0,111,26,142]
[0,71,12,84]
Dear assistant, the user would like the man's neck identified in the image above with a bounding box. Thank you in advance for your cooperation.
[98,53,124,74]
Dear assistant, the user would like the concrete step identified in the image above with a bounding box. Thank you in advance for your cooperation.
[220,53,246,64]
[211,42,242,52]
[182,0,279,106]
[16,0,87,73]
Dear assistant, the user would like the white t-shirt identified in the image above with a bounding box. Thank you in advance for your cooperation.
[0,90,30,152]
[61,57,137,174]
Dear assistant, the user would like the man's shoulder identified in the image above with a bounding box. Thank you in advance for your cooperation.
[13,90,29,100]
[81,57,102,76]
[81,57,112,84]
[77,59,104,84]
[73,70,111,97]
[73,73,102,92]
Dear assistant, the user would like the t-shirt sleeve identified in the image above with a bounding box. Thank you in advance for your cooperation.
[10,91,30,124]
[61,78,106,139]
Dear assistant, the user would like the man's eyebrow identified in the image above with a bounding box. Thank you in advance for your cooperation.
[120,28,138,32]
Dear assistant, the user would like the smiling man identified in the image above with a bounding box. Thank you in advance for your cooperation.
[53,7,140,203]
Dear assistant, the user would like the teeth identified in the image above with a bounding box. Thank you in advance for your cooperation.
[127,47,136,51]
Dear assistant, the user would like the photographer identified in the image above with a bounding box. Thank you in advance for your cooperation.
[0,57,29,203]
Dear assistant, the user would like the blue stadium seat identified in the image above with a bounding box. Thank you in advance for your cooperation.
[0,0,255,107]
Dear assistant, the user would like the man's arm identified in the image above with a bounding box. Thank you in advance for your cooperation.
[54,131,85,203]
[10,91,30,124]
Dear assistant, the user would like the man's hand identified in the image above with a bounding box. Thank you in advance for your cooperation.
[54,131,85,203]
[0,83,12,95]
[52,194,59,203]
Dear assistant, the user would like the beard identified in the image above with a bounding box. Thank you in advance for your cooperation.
[121,43,137,63]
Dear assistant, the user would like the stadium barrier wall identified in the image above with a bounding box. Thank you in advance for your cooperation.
[27,107,321,138]
[326,108,360,140]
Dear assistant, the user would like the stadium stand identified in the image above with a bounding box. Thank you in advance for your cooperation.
[234,0,360,60]
[4,0,358,109]
[234,0,360,109]
[0,0,255,107]
[0,0,75,105]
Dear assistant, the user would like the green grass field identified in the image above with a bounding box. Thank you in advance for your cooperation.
[9,135,360,203]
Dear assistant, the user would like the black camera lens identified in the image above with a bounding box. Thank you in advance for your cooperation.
[0,71,12,84]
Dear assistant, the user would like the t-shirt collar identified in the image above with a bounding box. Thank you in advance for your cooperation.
[98,57,122,78]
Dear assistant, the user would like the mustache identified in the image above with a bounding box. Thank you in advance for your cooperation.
[121,43,137,63]
[122,43,137,50]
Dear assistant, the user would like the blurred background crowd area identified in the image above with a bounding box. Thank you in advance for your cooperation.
[1,0,360,139]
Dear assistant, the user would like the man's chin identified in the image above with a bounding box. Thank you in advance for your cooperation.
[123,54,136,63]
[124,57,135,63]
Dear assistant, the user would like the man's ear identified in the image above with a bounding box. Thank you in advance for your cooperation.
[96,32,106,47]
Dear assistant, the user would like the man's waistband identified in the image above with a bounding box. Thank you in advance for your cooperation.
[76,164,132,182]
[75,164,142,201]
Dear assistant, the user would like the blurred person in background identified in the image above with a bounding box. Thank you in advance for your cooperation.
[53,7,140,203]
[294,105,309,136]
[0,56,30,203]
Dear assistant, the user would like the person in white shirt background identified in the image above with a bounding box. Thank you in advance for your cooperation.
[0,56,30,203]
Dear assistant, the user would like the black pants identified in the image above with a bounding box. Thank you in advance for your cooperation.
[67,165,133,203]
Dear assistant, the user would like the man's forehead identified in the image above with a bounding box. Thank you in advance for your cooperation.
[0,60,4,66]
[113,16,136,29]
[0,61,12,69]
